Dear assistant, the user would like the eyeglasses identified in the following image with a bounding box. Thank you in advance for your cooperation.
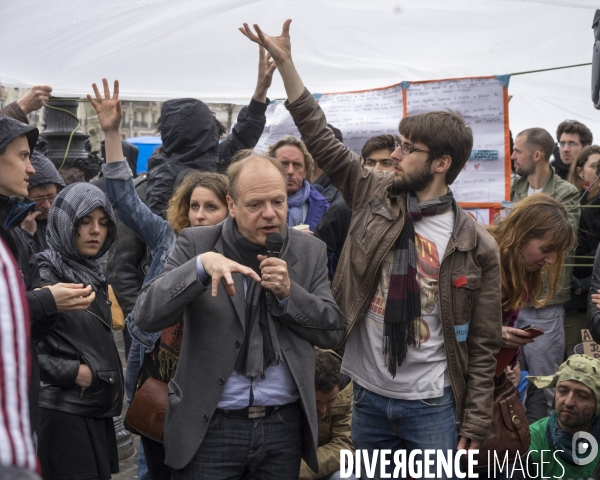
[394,140,430,155]
[29,194,57,204]
[365,158,397,168]
[559,141,581,148]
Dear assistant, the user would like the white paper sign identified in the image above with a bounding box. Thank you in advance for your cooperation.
[253,100,301,154]
[317,85,404,154]
[405,77,507,204]
[464,208,494,225]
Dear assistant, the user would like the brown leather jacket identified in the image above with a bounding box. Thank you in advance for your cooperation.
[286,89,502,444]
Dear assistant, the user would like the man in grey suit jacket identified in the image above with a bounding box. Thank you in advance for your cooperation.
[135,154,345,479]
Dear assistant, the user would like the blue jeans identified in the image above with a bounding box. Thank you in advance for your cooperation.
[172,402,303,480]
[125,339,144,403]
[351,384,459,480]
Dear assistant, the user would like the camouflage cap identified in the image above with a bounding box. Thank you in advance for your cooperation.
[527,354,600,415]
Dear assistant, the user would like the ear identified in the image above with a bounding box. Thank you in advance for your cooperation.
[226,195,236,218]
[433,155,452,175]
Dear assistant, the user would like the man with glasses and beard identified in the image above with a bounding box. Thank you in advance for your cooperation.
[240,19,502,479]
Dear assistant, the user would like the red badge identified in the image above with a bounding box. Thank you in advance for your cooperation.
[454,275,467,288]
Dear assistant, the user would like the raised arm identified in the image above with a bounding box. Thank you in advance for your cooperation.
[88,79,173,253]
[240,20,304,104]
[218,45,275,171]
[239,21,388,209]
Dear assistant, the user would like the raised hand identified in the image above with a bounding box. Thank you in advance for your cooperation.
[87,79,122,133]
[17,85,53,115]
[253,45,277,103]
[240,19,292,66]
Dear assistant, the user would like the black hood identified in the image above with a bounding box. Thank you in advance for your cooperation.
[29,151,66,190]
[145,98,220,215]
[158,98,219,168]
[0,114,38,154]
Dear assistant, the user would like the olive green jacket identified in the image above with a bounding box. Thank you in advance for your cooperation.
[299,381,353,480]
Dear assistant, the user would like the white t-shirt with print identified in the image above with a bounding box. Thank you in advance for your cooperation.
[341,211,454,400]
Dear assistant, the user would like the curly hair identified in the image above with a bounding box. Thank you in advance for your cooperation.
[314,349,342,394]
[166,171,228,235]
[268,136,315,183]
[487,194,575,312]
[557,120,593,146]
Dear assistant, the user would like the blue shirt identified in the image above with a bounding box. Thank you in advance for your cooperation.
[195,256,300,409]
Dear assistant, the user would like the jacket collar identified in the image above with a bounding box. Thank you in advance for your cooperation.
[450,202,478,252]
[0,194,36,230]
[385,188,476,251]
[512,167,556,201]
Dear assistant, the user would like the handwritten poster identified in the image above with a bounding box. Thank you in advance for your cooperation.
[404,77,509,206]
[250,75,510,208]
[253,100,301,154]
[317,85,404,154]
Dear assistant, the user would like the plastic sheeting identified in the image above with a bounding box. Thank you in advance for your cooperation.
[2,0,598,140]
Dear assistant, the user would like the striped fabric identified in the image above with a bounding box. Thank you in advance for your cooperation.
[0,238,37,471]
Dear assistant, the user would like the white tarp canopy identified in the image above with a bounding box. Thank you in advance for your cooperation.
[2,0,598,139]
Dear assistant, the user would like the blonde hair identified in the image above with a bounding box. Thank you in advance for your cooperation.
[487,194,575,312]
[165,171,228,235]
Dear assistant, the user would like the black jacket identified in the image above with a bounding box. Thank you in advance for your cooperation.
[550,146,570,181]
[107,174,149,319]
[588,243,600,343]
[146,98,268,215]
[0,194,58,341]
[314,199,352,279]
[313,172,342,205]
[37,269,124,418]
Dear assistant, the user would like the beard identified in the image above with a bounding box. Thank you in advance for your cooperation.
[392,163,434,193]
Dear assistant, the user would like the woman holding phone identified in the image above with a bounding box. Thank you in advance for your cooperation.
[487,194,574,350]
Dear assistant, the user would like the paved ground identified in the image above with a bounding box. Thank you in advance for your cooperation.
[113,330,140,480]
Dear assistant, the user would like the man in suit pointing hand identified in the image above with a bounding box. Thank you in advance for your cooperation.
[135,154,345,480]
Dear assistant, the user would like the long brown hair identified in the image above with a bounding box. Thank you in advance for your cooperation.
[487,194,574,312]
[166,171,228,235]
[567,145,600,201]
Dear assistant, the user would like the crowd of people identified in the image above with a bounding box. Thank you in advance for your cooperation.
[1,19,600,480]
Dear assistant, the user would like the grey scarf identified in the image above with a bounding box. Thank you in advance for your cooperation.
[36,183,116,291]
[221,217,285,379]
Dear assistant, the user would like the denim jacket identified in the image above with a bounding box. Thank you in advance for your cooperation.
[103,160,175,349]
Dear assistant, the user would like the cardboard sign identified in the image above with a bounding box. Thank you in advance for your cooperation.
[582,329,600,359]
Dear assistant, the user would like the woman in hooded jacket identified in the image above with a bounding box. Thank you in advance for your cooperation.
[35,182,123,480]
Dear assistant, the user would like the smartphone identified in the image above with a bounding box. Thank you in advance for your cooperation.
[521,325,544,338]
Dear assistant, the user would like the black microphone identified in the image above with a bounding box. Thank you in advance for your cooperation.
[265,233,284,311]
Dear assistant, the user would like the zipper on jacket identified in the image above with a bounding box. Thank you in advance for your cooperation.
[79,387,86,399]
[86,308,113,332]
